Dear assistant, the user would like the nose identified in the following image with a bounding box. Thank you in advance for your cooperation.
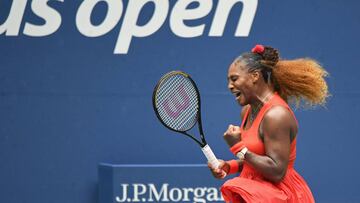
[228,81,234,91]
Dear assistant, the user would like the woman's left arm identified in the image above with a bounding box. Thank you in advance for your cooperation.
[243,106,296,183]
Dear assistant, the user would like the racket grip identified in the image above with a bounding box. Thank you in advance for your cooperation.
[201,144,220,169]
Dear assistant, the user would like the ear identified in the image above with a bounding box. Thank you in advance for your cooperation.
[250,71,261,83]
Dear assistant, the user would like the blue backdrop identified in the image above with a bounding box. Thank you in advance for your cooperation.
[1,0,360,202]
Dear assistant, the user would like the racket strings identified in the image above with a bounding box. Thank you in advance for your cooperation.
[157,77,197,130]
[155,74,199,131]
[165,80,197,130]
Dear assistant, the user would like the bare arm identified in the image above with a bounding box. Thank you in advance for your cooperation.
[244,106,296,183]
[208,106,249,179]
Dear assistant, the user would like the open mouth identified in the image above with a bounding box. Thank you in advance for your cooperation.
[232,91,242,99]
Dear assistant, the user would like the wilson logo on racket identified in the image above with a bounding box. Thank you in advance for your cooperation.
[162,84,190,119]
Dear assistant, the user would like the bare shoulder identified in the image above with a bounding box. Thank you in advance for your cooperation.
[240,105,250,120]
[263,105,293,123]
[261,105,297,138]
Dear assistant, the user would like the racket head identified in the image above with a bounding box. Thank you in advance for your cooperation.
[152,71,201,133]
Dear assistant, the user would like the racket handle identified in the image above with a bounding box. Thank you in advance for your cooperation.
[201,144,220,169]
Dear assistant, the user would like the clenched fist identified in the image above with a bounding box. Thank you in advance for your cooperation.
[208,159,228,179]
[223,124,241,147]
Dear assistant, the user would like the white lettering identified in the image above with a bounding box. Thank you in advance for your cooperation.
[114,0,169,54]
[170,0,212,38]
[24,0,63,36]
[194,187,207,203]
[0,0,258,54]
[209,0,257,36]
[182,187,193,201]
[169,188,182,202]
[132,183,147,202]
[206,187,221,202]
[116,183,223,203]
[0,0,28,36]
[76,0,123,37]
[115,184,129,202]
[148,183,169,202]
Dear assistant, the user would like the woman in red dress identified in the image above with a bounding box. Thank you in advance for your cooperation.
[209,45,329,202]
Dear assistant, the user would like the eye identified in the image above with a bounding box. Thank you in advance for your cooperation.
[230,76,238,82]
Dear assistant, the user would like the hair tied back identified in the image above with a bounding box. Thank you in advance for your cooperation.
[251,44,265,54]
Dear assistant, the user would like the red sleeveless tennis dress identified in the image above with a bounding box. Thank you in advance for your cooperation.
[221,93,315,203]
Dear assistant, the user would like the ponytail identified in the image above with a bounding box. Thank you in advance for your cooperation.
[273,58,329,106]
[236,45,329,107]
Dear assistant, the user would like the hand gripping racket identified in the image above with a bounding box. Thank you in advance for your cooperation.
[152,71,220,168]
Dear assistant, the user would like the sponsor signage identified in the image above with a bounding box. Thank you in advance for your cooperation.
[98,164,225,203]
[1,0,257,54]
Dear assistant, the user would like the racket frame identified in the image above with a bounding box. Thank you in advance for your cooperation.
[152,71,221,169]
[152,71,207,147]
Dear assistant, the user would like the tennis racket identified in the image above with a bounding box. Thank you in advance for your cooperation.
[152,71,220,169]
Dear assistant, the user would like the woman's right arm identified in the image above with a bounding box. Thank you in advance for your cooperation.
[208,105,248,179]
[208,159,244,179]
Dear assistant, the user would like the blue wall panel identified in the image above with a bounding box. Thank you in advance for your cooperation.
[1,0,360,202]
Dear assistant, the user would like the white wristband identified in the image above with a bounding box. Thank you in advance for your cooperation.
[240,147,248,155]
[236,147,248,160]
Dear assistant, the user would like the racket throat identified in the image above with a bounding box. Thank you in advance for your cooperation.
[181,132,204,147]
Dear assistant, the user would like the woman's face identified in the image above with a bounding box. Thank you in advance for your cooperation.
[227,61,256,106]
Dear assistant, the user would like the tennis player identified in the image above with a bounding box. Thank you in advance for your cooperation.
[209,45,329,202]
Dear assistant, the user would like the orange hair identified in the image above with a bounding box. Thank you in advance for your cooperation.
[235,46,330,107]
[273,58,329,107]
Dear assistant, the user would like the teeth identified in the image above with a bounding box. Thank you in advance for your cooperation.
[233,92,241,97]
